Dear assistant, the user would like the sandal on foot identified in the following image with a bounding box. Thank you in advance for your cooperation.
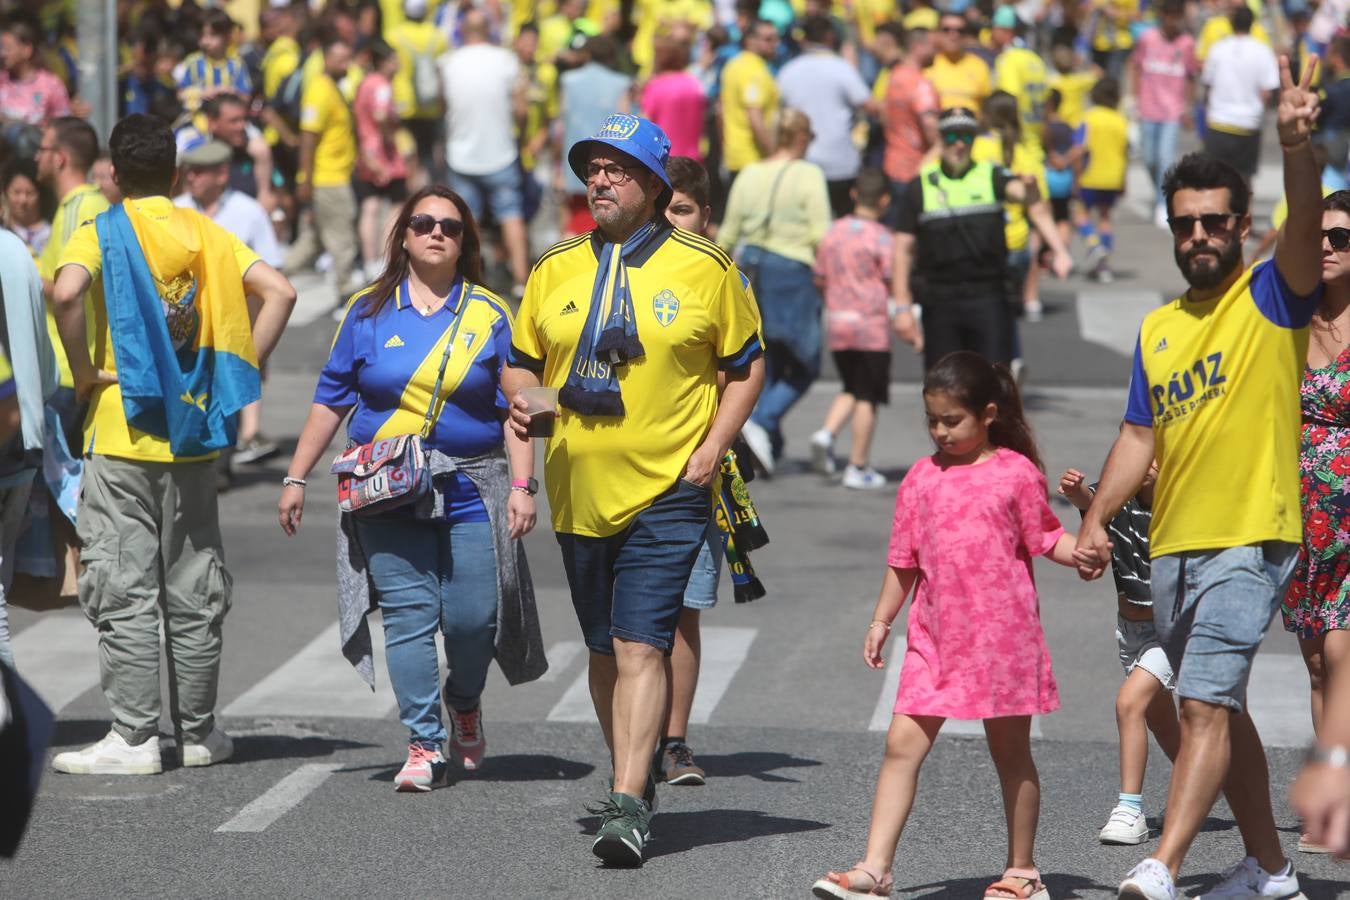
[812,861,894,898]
[985,867,1050,900]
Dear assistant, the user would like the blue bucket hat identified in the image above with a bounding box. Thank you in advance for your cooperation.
[568,114,673,204]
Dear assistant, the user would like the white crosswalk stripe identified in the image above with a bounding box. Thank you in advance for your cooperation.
[1247,652,1315,749]
[13,614,101,713]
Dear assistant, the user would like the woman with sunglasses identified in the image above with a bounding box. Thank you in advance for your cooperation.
[1282,190,1350,849]
[278,185,544,793]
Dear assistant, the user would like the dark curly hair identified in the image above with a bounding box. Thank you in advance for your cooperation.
[1162,152,1250,220]
[108,114,176,198]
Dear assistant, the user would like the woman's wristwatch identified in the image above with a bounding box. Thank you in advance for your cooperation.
[1306,744,1350,768]
[511,477,539,496]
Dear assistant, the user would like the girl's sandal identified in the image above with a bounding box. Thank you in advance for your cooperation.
[985,867,1050,900]
[811,861,895,898]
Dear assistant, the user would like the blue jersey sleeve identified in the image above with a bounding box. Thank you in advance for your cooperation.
[313,304,362,408]
[1124,335,1154,426]
[1072,123,1087,147]
[1251,258,1321,328]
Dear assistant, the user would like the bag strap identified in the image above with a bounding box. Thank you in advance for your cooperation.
[419,282,472,439]
[753,160,794,245]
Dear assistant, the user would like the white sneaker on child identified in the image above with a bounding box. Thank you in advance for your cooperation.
[842,465,886,490]
[1099,804,1150,845]
[1118,859,1178,900]
[1194,856,1302,899]
[810,429,836,475]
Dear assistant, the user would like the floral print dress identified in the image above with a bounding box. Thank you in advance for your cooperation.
[1284,348,1350,638]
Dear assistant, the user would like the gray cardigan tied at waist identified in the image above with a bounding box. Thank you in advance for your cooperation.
[335,446,548,688]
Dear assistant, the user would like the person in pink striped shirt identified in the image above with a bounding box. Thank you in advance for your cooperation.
[1132,0,1196,227]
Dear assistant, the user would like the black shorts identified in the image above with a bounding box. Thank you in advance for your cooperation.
[1203,128,1261,179]
[353,177,409,204]
[1051,196,1071,223]
[832,349,891,405]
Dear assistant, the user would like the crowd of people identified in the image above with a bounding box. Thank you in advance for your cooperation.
[0,0,1348,896]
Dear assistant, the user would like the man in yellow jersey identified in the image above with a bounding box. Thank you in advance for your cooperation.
[503,115,763,867]
[47,115,296,777]
[719,18,781,179]
[1076,59,1322,900]
[989,6,1047,159]
[284,37,360,307]
[925,12,991,112]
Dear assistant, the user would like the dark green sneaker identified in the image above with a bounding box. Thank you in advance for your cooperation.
[588,791,651,867]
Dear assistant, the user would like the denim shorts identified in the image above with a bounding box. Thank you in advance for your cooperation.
[446,161,524,220]
[1151,542,1298,711]
[556,478,712,654]
[683,519,723,610]
[1116,614,1175,691]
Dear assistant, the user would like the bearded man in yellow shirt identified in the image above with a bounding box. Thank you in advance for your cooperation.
[924,12,992,112]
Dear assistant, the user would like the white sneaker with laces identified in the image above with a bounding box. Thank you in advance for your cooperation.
[842,465,887,490]
[1100,804,1150,845]
[809,429,836,475]
[181,726,234,767]
[740,420,775,478]
[1194,857,1302,899]
[51,730,162,775]
[1119,859,1178,900]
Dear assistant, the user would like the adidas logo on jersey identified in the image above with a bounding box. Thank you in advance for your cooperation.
[1153,337,1168,353]
[560,300,580,316]
[384,334,405,348]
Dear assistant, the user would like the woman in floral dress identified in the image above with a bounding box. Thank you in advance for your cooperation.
[1285,192,1350,852]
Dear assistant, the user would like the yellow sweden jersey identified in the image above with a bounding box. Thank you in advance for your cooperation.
[1124,260,1317,556]
[510,225,763,537]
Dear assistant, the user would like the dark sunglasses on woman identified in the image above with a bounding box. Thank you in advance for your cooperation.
[1325,227,1350,251]
[409,214,465,238]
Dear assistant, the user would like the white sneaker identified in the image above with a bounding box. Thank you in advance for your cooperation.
[842,465,887,490]
[1119,859,1178,900]
[1194,857,1302,899]
[51,730,162,775]
[810,429,836,475]
[1100,804,1150,844]
[740,420,775,478]
[181,726,234,767]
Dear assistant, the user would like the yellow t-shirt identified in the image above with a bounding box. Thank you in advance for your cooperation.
[1196,16,1271,62]
[300,73,356,188]
[379,0,445,38]
[972,135,1046,252]
[1077,104,1129,190]
[1092,0,1137,52]
[261,34,301,99]
[388,20,448,119]
[511,228,764,537]
[56,197,260,462]
[903,6,940,31]
[720,51,780,172]
[924,53,992,112]
[994,46,1048,159]
[839,0,898,46]
[1047,69,1097,128]
[632,0,714,74]
[1124,260,1312,555]
[1270,185,1336,230]
[41,184,109,389]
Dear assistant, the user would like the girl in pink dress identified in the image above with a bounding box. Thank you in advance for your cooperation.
[813,352,1078,900]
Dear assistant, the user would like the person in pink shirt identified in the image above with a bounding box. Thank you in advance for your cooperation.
[1132,0,1196,226]
[882,27,940,190]
[352,41,410,281]
[0,16,71,135]
[640,34,706,162]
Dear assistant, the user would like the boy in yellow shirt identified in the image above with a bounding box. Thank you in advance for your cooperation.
[1070,77,1129,282]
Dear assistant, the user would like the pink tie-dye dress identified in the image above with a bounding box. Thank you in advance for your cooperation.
[887,448,1064,720]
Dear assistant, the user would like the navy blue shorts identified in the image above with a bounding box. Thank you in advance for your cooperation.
[556,478,712,655]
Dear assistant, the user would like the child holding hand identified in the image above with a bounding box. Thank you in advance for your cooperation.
[813,351,1078,900]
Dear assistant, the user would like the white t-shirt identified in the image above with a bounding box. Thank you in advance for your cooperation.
[441,43,520,176]
[1202,35,1279,132]
[776,50,871,181]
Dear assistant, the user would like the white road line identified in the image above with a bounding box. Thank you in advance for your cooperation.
[869,633,1041,738]
[536,640,585,684]
[13,615,101,713]
[1247,652,1315,749]
[215,763,342,833]
[546,663,596,722]
[222,619,397,719]
[688,627,757,725]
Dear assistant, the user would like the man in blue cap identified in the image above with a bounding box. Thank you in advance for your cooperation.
[503,115,764,866]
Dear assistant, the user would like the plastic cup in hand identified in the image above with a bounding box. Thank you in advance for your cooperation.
[520,386,559,438]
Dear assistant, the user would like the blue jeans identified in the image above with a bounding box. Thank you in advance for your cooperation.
[682,519,722,610]
[1139,119,1180,209]
[355,517,497,746]
[447,161,525,221]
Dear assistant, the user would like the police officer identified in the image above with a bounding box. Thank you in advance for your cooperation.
[889,107,1071,369]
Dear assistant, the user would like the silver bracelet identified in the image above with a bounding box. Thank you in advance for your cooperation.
[282,476,307,488]
[1307,744,1350,768]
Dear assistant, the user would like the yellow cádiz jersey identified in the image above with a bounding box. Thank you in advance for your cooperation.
[994,46,1048,159]
[924,53,991,113]
[720,51,780,172]
[40,183,108,389]
[1076,105,1129,190]
[1048,69,1096,127]
[510,226,764,537]
[299,73,356,187]
[1124,260,1317,556]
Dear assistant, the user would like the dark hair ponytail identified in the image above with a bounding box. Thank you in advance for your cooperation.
[922,351,1044,471]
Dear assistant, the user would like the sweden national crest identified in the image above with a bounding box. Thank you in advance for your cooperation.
[653,289,679,326]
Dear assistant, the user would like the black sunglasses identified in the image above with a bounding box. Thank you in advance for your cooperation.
[408,214,465,238]
[1166,213,1238,239]
[1326,227,1350,251]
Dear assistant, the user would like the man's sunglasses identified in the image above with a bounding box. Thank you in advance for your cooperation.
[1166,213,1239,239]
[408,214,465,238]
[1326,227,1350,251]
[941,131,975,145]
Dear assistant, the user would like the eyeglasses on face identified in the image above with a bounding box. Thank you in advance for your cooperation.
[1326,227,1350,251]
[408,214,465,238]
[1166,213,1239,239]
[941,131,975,145]
[586,162,637,185]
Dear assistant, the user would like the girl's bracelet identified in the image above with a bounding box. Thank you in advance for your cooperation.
[868,620,892,632]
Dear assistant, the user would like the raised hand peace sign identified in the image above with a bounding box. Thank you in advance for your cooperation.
[1277,54,1320,148]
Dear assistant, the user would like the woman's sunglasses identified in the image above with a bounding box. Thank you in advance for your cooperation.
[408,214,465,238]
[1166,213,1238,239]
[1326,227,1350,251]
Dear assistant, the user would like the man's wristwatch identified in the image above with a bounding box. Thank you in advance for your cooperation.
[511,477,539,496]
